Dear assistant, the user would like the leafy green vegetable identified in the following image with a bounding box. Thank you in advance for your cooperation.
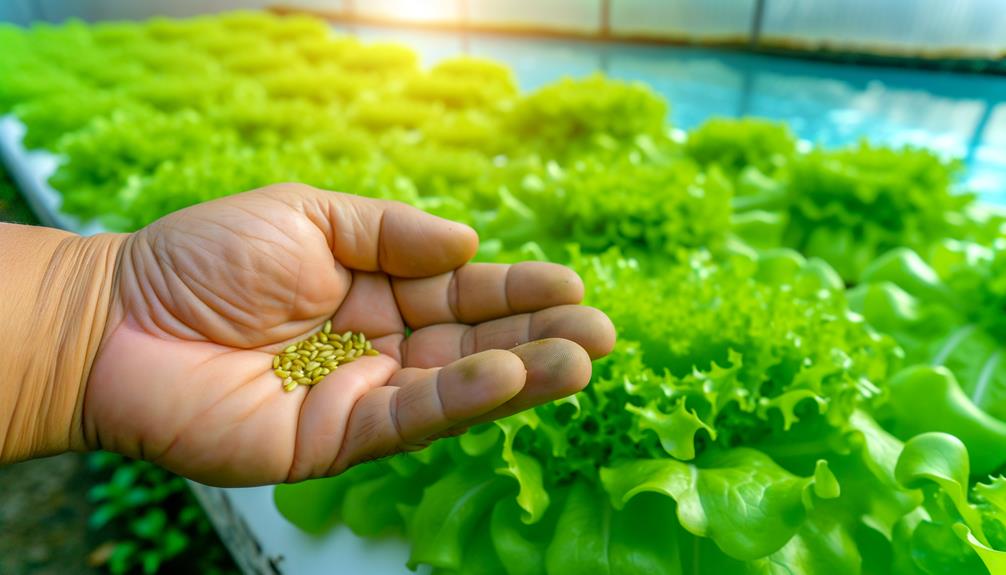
[892,433,1006,574]
[506,73,667,158]
[849,243,1006,474]
[278,248,908,573]
[87,452,237,575]
[684,117,796,177]
[731,141,1004,282]
[601,449,839,560]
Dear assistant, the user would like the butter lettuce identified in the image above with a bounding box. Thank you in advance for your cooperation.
[849,242,1006,475]
[892,433,1006,574]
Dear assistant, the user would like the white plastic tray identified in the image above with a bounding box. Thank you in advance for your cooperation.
[0,114,420,575]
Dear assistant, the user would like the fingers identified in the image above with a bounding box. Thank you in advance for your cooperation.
[401,304,616,368]
[391,261,584,328]
[462,339,592,427]
[326,271,405,342]
[329,339,591,474]
[287,352,400,481]
[329,349,525,473]
[291,185,479,277]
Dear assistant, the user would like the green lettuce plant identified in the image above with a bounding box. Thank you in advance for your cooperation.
[684,116,796,177]
[734,142,1003,282]
[892,433,1006,574]
[276,248,914,574]
[849,241,1006,475]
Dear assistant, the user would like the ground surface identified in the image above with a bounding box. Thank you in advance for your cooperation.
[0,454,104,575]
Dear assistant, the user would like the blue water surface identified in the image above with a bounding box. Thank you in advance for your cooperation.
[341,24,1006,205]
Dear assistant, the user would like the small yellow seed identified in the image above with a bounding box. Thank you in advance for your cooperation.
[274,330,377,390]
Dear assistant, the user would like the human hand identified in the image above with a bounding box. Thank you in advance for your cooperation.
[85,184,615,486]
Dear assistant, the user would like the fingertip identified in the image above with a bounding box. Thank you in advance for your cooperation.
[381,205,479,277]
[592,309,617,358]
[508,262,585,311]
[510,338,593,399]
[530,305,617,360]
[438,349,526,421]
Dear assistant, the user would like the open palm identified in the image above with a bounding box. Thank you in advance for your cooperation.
[84,184,614,486]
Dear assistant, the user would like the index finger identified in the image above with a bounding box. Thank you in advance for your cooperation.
[268,184,479,278]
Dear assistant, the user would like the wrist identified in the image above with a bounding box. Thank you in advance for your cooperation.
[0,225,126,463]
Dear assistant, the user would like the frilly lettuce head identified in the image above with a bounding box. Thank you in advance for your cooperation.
[482,154,732,260]
[276,248,912,574]
[506,74,668,158]
[733,141,1004,282]
[684,117,796,177]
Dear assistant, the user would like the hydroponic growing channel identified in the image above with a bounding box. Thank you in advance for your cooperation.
[1,10,1006,575]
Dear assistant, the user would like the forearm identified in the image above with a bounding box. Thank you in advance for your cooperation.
[0,223,125,463]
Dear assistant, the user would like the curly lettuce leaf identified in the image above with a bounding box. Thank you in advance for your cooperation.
[732,141,1001,282]
[684,117,796,177]
[506,73,667,157]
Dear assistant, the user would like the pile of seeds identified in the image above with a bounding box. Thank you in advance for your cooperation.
[273,321,379,392]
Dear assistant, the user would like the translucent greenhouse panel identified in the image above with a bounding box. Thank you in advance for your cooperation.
[611,0,754,42]
[354,0,462,25]
[469,0,602,34]
[970,104,1006,203]
[762,0,1006,57]
[467,34,602,90]
[607,48,748,124]
[19,0,346,22]
[0,1,30,25]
